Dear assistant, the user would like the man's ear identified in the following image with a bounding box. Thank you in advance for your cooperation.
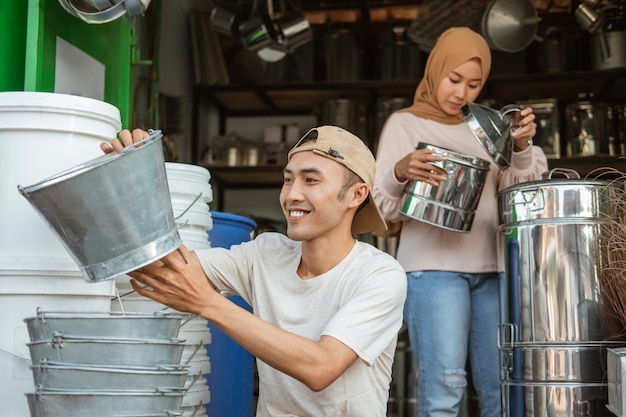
[350,183,369,209]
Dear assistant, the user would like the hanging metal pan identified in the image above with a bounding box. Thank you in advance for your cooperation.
[481,0,541,53]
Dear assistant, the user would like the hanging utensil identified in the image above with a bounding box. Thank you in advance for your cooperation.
[481,0,542,52]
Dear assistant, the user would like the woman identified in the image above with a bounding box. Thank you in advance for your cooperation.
[373,27,547,417]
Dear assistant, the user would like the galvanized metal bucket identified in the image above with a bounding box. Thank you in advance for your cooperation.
[26,389,184,417]
[24,309,185,342]
[31,359,189,391]
[28,334,186,368]
[400,142,490,232]
[17,130,182,283]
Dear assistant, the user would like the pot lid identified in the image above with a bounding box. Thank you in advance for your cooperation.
[460,102,520,170]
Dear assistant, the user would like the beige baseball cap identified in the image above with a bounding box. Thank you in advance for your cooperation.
[288,125,388,235]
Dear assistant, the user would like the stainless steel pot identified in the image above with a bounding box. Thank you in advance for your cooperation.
[28,334,186,367]
[31,359,189,391]
[497,168,621,417]
[565,98,611,157]
[400,143,490,232]
[25,309,185,342]
[498,169,614,344]
[26,389,184,417]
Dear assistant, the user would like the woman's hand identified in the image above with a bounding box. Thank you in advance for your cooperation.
[394,147,447,186]
[510,106,536,152]
[100,128,149,154]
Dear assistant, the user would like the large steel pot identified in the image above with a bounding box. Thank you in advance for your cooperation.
[31,359,189,391]
[26,389,184,417]
[400,142,490,232]
[28,334,185,367]
[497,168,621,417]
[498,168,614,344]
[24,309,185,342]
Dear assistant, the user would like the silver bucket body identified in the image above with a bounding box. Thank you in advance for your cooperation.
[17,130,182,283]
[24,310,185,342]
[26,390,184,417]
[400,142,490,232]
[28,335,185,368]
[497,169,620,417]
[31,360,189,391]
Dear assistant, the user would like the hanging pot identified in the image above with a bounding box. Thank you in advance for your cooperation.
[481,0,541,53]
[590,4,626,70]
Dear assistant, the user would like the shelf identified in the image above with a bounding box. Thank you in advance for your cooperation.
[195,68,626,118]
[204,157,626,188]
[203,165,284,187]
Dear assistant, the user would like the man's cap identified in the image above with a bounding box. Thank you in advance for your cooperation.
[287,125,388,235]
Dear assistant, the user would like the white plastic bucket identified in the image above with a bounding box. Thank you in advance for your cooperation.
[0,92,121,264]
[0,270,115,417]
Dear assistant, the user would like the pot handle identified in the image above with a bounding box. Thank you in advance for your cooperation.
[540,168,580,180]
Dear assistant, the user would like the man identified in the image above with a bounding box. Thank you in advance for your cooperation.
[103,125,407,416]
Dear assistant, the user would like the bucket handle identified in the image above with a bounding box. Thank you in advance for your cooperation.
[497,323,518,350]
[540,167,580,180]
[183,341,205,366]
[50,332,186,344]
[174,192,204,225]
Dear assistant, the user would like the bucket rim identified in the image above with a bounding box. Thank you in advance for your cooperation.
[417,142,491,169]
[17,130,162,195]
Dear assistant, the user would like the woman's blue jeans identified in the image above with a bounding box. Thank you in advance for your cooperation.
[404,270,503,417]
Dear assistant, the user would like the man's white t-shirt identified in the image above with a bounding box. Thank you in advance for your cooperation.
[195,232,407,417]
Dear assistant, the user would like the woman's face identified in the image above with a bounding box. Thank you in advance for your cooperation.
[436,59,483,117]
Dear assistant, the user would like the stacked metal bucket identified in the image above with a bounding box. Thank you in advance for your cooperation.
[23,309,188,417]
[497,169,625,417]
[111,162,214,417]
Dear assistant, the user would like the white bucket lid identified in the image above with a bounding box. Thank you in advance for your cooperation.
[0,91,121,134]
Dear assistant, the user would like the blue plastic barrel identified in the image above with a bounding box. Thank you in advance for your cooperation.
[206,211,257,417]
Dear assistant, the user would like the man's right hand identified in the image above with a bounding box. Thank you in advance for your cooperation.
[100,128,149,154]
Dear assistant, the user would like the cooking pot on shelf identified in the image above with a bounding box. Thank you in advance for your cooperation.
[400,143,490,233]
[590,4,626,70]
[564,95,611,156]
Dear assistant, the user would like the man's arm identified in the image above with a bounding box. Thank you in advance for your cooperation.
[129,245,358,392]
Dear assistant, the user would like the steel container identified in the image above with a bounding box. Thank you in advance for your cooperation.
[26,389,184,417]
[24,309,185,342]
[400,142,490,232]
[31,359,189,391]
[17,130,182,283]
[497,168,621,417]
[28,334,185,368]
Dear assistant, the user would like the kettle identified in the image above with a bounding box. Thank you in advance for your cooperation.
[460,102,521,170]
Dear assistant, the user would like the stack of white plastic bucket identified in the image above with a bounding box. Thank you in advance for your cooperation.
[0,92,121,416]
[111,162,214,417]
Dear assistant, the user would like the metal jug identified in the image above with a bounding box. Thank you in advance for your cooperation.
[460,102,521,170]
